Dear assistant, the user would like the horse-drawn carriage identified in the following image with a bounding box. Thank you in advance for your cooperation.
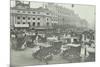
[32,41,62,64]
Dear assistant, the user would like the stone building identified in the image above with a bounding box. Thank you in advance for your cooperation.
[45,3,88,28]
[10,1,55,30]
[10,1,88,31]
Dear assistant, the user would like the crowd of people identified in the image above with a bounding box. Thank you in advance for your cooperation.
[10,28,95,63]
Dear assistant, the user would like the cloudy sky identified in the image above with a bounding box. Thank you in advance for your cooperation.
[11,0,96,29]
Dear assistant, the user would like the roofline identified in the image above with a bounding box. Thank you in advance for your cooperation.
[10,7,50,12]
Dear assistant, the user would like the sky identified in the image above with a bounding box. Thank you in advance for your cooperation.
[11,0,96,29]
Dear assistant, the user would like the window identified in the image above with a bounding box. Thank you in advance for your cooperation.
[17,17,20,19]
[17,22,20,24]
[33,18,35,20]
[33,22,35,26]
[23,17,25,20]
[37,18,40,20]
[33,12,35,14]
[47,22,49,26]
[28,17,30,20]
[28,22,30,26]
[23,22,25,24]
[37,22,40,26]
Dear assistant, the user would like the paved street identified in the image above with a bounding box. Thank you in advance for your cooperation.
[11,48,45,66]
[11,46,95,66]
[11,48,70,66]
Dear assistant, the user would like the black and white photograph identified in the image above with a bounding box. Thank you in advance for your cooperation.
[10,0,95,66]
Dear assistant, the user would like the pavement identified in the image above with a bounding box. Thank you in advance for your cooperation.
[10,47,70,66]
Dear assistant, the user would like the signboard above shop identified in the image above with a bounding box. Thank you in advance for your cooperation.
[14,24,29,28]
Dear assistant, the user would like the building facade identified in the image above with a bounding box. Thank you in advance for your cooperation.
[10,1,55,29]
[45,3,88,28]
[10,1,88,31]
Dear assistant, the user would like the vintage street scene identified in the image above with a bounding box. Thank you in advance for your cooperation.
[10,0,95,66]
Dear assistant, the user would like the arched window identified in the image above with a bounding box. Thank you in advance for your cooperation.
[33,22,35,26]
[37,22,40,26]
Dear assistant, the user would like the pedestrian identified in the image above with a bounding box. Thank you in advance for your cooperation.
[80,42,89,62]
